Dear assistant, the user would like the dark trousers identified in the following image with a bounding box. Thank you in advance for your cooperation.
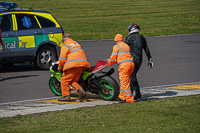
[130,61,142,98]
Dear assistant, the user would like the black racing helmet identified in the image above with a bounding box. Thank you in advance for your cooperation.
[128,24,140,34]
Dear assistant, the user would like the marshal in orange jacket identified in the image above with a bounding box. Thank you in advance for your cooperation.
[58,38,91,71]
[108,35,135,103]
[109,41,133,67]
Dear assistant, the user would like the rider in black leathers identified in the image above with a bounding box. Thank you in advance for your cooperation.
[124,24,153,100]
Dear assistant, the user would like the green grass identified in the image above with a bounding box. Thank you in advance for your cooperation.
[0,95,200,133]
[4,0,200,40]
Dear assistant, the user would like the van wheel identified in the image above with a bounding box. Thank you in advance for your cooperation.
[35,46,56,70]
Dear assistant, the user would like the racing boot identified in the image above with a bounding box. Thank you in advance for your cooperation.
[134,86,141,100]
[58,95,71,102]
[78,88,86,102]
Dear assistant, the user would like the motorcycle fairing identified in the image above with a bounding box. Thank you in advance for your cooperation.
[91,60,108,74]
[81,71,90,80]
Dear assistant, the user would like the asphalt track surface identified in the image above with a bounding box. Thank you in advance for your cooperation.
[0,33,200,104]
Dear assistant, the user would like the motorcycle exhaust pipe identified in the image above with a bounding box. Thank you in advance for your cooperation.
[106,68,115,76]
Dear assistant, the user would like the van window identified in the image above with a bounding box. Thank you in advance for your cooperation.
[0,14,13,31]
[37,16,56,28]
[16,14,39,30]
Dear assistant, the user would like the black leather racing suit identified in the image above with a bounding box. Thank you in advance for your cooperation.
[124,32,152,99]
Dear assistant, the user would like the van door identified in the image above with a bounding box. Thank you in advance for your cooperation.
[36,15,63,46]
[15,13,45,61]
[0,14,17,63]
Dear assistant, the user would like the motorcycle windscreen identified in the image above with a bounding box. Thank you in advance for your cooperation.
[91,60,108,74]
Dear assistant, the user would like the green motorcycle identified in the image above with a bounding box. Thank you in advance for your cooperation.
[49,60,120,101]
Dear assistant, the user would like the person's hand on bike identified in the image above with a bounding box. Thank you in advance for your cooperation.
[105,58,109,63]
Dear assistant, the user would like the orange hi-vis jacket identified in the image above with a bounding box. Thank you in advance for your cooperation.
[58,38,91,71]
[109,41,133,66]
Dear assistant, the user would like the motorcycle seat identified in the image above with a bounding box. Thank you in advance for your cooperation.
[85,66,95,72]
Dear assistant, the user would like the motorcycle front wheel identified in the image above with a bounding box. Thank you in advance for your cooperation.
[98,76,120,101]
[49,77,62,96]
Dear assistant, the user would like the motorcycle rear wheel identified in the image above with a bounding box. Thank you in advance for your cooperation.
[98,76,119,101]
[49,77,62,96]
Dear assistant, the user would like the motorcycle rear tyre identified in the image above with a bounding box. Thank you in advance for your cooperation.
[98,76,119,101]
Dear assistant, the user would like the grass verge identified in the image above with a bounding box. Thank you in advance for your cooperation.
[4,0,200,40]
[0,95,200,132]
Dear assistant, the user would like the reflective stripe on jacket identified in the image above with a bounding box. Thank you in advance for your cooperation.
[58,38,91,71]
[109,41,133,66]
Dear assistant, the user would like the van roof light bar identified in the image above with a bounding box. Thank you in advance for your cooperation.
[0,2,18,9]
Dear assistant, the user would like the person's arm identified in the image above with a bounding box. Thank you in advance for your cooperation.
[142,36,152,60]
[58,45,69,71]
[142,36,153,68]
[108,45,118,66]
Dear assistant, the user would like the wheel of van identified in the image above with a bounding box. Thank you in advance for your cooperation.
[35,46,56,70]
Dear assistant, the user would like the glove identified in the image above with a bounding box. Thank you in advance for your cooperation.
[57,67,63,73]
[105,58,109,63]
[148,58,153,68]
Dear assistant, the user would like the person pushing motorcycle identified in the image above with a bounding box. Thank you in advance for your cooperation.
[124,24,153,100]
[106,34,135,103]
[58,34,91,102]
